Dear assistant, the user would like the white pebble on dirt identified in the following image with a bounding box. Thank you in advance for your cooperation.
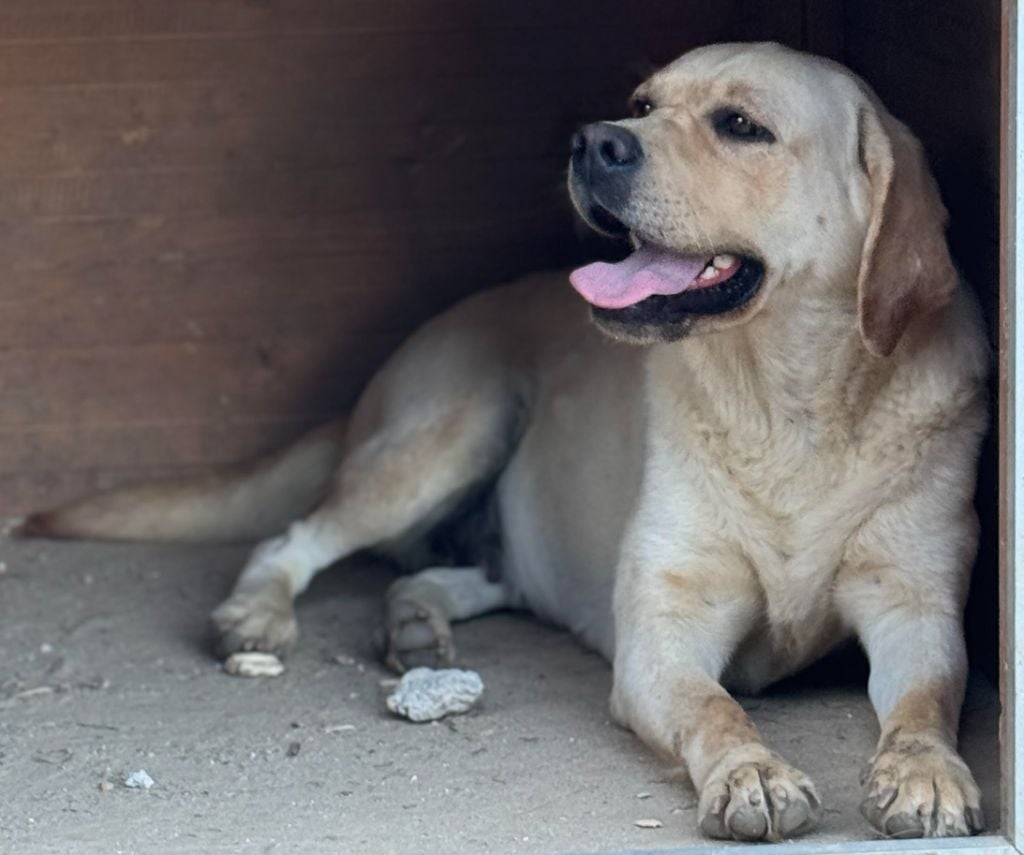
[385,667,484,723]
[223,652,284,678]
[124,769,155,790]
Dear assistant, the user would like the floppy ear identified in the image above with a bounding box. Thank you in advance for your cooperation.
[855,103,957,357]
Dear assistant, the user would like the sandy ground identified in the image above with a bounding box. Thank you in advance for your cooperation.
[0,538,1000,855]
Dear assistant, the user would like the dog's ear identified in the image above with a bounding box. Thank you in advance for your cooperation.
[855,103,957,357]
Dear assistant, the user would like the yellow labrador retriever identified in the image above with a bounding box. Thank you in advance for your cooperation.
[22,43,987,841]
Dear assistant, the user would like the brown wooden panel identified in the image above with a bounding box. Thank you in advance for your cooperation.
[0,24,732,89]
[0,417,328,475]
[4,0,1000,528]
[11,325,421,411]
[0,1,728,42]
[0,0,754,513]
[0,84,607,176]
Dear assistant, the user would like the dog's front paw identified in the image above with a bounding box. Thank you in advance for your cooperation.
[698,744,821,841]
[860,735,983,838]
[211,578,298,658]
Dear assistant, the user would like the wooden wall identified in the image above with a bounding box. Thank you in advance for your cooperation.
[0,0,765,511]
[0,0,1003,608]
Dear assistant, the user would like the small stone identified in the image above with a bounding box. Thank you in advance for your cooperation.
[124,769,155,790]
[634,818,663,829]
[286,741,301,758]
[98,781,113,793]
[16,686,54,699]
[385,667,484,723]
[636,792,652,800]
[223,652,284,678]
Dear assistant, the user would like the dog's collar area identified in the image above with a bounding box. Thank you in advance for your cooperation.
[592,256,764,325]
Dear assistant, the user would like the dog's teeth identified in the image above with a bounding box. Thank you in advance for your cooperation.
[712,253,737,270]
[699,266,719,280]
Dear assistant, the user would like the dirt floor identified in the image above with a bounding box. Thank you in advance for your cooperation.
[0,537,1001,855]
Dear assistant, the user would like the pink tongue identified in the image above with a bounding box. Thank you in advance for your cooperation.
[570,244,707,309]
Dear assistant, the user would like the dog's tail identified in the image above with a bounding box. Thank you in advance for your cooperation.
[15,419,348,543]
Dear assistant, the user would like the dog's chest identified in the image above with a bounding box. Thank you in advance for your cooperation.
[669,399,897,665]
[685,406,855,532]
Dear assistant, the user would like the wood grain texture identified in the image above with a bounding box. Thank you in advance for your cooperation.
[2,0,1001,555]
[0,0,745,511]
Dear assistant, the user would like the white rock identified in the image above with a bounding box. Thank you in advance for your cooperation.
[223,652,284,678]
[386,667,484,723]
[125,769,155,790]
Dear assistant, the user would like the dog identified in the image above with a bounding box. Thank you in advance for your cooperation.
[20,43,988,841]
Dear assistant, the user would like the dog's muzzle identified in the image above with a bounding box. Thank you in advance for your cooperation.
[569,123,642,233]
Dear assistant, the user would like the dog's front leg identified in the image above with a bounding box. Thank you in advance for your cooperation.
[839,564,984,836]
[837,493,985,838]
[612,556,821,841]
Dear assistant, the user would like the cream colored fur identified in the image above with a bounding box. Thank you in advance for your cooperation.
[22,43,989,842]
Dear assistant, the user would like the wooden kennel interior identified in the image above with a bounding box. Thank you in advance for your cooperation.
[1,2,1017,852]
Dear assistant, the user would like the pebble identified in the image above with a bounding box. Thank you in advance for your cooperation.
[385,667,484,723]
[125,769,155,790]
[223,652,284,678]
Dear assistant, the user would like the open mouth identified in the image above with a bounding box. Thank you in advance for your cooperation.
[570,233,765,321]
[588,254,764,328]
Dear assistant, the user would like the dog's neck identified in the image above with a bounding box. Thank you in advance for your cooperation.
[667,274,895,440]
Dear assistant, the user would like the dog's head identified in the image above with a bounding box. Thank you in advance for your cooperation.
[568,42,956,355]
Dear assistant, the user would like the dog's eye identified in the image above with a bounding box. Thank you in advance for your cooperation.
[630,97,654,118]
[712,109,775,143]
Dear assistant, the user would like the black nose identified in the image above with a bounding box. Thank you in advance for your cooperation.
[571,123,643,173]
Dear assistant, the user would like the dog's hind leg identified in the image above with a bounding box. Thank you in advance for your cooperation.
[383,566,512,672]
[212,396,518,657]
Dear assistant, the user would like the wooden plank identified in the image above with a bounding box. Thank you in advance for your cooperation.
[1002,0,1020,843]
[583,839,1017,855]
[0,86,603,176]
[0,337,401,428]
[0,24,718,89]
[0,213,570,284]
[0,0,730,42]
[0,156,576,223]
[0,417,330,475]
[0,467,209,516]
[0,244,572,350]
